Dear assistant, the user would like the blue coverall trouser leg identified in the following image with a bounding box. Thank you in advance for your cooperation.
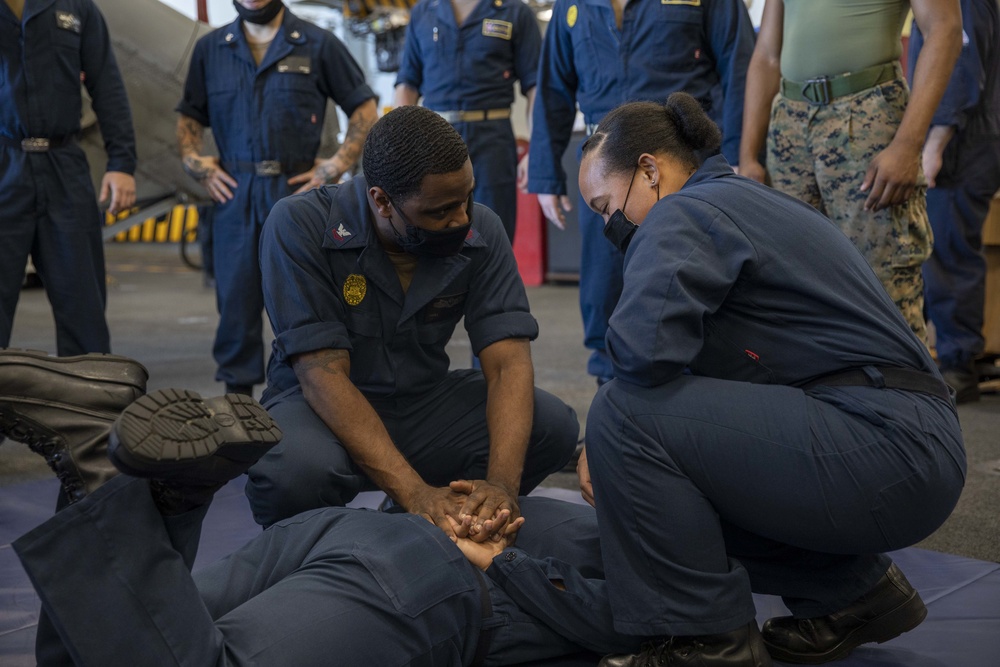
[245,369,579,527]
[211,174,286,388]
[586,375,966,637]
[578,201,623,383]
[14,477,588,667]
[455,120,518,243]
[0,149,110,355]
[923,137,1000,367]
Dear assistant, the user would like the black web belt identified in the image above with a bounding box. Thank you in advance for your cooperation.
[800,366,952,402]
[0,135,77,152]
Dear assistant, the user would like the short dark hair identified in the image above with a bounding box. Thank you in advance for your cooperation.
[362,106,469,203]
[582,92,722,174]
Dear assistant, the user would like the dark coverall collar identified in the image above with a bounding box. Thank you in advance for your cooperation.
[217,9,310,73]
[323,178,488,324]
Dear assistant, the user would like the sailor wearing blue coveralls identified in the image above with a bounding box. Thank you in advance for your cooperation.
[176,0,378,395]
[909,0,1000,403]
[394,0,541,242]
[0,0,136,356]
[245,106,578,532]
[527,0,754,384]
[576,96,966,667]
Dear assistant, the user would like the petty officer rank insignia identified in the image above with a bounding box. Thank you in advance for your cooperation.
[56,11,82,33]
[343,274,367,306]
[567,6,577,28]
[482,19,513,40]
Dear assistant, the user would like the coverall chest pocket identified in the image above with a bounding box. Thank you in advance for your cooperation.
[468,19,514,63]
[268,72,323,140]
[656,5,705,72]
[352,517,475,618]
[698,320,775,384]
[416,291,467,346]
[51,17,83,88]
[569,12,604,85]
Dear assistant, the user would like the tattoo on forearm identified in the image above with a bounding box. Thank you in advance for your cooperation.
[330,105,377,175]
[176,116,205,156]
[177,116,209,181]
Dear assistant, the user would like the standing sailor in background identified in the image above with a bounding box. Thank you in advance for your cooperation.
[176,0,378,396]
[910,0,1000,402]
[1,0,136,356]
[527,0,754,385]
[395,0,542,242]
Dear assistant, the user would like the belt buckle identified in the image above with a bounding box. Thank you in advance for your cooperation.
[21,138,51,153]
[255,160,282,177]
[802,77,832,106]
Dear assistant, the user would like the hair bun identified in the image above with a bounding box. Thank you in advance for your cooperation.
[664,92,721,153]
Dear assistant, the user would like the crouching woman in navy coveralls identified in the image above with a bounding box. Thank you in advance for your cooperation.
[575,94,966,667]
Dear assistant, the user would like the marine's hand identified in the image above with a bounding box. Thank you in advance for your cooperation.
[538,194,572,231]
[184,156,237,203]
[447,513,525,571]
[450,479,519,543]
[99,171,136,216]
[739,159,767,185]
[404,484,468,538]
[289,158,344,194]
[861,141,921,212]
[578,446,595,507]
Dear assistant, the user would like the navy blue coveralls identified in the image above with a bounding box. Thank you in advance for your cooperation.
[396,0,541,241]
[586,156,967,636]
[176,11,375,390]
[909,0,1000,370]
[245,178,578,526]
[527,0,754,381]
[15,476,643,666]
[0,0,135,356]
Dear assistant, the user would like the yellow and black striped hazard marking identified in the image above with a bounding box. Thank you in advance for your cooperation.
[105,205,199,243]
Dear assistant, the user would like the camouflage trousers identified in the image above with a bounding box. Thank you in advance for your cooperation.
[767,72,932,342]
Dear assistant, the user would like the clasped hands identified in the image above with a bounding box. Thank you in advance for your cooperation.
[405,478,521,547]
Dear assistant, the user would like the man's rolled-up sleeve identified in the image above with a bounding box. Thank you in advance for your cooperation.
[260,193,352,365]
[463,208,539,353]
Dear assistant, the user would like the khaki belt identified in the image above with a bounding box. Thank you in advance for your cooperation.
[434,108,511,123]
[780,61,900,106]
[0,135,76,152]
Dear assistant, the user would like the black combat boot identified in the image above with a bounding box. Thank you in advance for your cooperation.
[109,388,282,514]
[599,621,772,667]
[0,349,148,503]
[761,562,927,664]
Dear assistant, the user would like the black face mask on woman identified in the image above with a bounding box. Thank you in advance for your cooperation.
[603,165,640,254]
[233,0,285,25]
[389,195,474,258]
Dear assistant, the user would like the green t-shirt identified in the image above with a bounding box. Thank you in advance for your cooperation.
[780,0,908,82]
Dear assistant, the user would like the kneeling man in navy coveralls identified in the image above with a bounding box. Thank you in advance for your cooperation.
[245,105,578,535]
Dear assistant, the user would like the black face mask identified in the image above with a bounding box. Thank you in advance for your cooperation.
[603,166,640,254]
[388,195,474,258]
[233,0,284,25]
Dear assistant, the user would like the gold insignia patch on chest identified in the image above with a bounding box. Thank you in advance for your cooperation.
[567,5,578,28]
[343,274,367,306]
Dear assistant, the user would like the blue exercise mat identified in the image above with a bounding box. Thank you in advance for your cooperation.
[2,479,998,666]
